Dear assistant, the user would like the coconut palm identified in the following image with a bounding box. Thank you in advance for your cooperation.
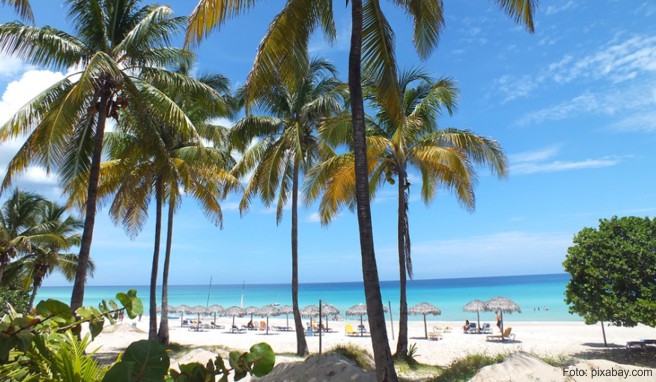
[306,69,507,357]
[187,0,536,378]
[8,200,93,311]
[0,190,46,283]
[1,0,33,22]
[0,0,202,312]
[92,76,239,342]
[230,57,345,356]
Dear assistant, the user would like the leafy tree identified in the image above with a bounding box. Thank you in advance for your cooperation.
[306,69,507,358]
[0,0,201,312]
[7,200,92,311]
[89,63,239,342]
[230,57,345,356]
[0,277,29,315]
[564,216,656,344]
[0,0,33,22]
[187,0,535,378]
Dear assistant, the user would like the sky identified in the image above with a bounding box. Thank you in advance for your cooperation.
[1,1,655,287]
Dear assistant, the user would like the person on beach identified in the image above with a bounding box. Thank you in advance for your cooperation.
[496,311,502,331]
[247,319,254,329]
[463,319,470,333]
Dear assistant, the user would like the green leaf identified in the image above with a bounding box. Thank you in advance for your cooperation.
[248,343,275,377]
[116,290,143,319]
[121,340,169,382]
[89,317,105,339]
[15,330,35,351]
[36,299,73,321]
[0,333,16,362]
[76,306,94,319]
[103,361,135,382]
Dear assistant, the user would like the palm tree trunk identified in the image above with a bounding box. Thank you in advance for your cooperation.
[70,90,111,312]
[395,167,408,359]
[157,201,174,345]
[149,178,163,341]
[0,252,9,285]
[291,162,308,356]
[349,1,398,380]
[27,276,43,312]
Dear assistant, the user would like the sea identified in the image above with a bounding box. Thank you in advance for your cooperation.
[36,273,578,322]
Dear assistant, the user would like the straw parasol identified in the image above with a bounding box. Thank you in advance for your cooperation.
[301,304,320,328]
[278,305,293,328]
[320,303,339,330]
[346,303,388,336]
[176,304,191,325]
[224,305,245,325]
[244,305,259,322]
[409,302,442,339]
[463,299,486,333]
[189,305,207,330]
[483,297,521,335]
[208,304,224,323]
[258,305,281,335]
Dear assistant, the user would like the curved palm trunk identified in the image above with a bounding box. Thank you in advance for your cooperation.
[349,1,398,380]
[149,178,163,341]
[291,162,308,355]
[27,271,45,312]
[0,252,9,285]
[395,167,409,359]
[71,90,111,312]
[157,202,174,345]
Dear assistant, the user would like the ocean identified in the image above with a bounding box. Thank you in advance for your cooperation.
[36,273,578,321]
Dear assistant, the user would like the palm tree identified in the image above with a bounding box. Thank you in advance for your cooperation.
[187,0,536,378]
[0,190,44,284]
[0,0,203,311]
[1,0,33,22]
[306,69,508,358]
[91,65,239,342]
[230,57,345,356]
[9,200,92,311]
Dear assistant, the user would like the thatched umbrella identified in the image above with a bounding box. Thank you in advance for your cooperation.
[320,303,339,330]
[483,297,521,335]
[346,303,388,336]
[177,304,191,325]
[278,305,293,328]
[189,305,207,330]
[257,305,281,335]
[301,304,320,329]
[208,304,224,323]
[409,302,442,339]
[463,299,486,333]
[244,305,259,322]
[224,305,245,325]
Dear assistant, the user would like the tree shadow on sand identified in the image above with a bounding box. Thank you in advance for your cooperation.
[571,345,656,368]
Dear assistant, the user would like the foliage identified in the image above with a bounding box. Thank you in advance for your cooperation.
[0,291,274,381]
[329,343,374,371]
[0,277,30,315]
[428,353,506,382]
[563,216,656,327]
[406,343,419,365]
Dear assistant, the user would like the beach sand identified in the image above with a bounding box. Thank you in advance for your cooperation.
[91,316,656,370]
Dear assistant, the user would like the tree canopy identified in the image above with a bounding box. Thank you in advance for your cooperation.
[563,216,656,328]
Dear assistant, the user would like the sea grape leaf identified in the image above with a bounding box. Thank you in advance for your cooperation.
[0,333,16,362]
[36,299,73,321]
[116,290,143,319]
[121,340,169,381]
[103,361,135,382]
[89,317,105,339]
[248,343,275,377]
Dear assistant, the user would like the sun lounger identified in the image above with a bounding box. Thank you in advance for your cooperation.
[626,339,656,349]
[231,324,247,333]
[428,326,443,340]
[486,327,515,341]
[443,326,452,333]
[481,323,492,334]
[210,322,224,329]
[465,323,477,333]
[345,324,359,337]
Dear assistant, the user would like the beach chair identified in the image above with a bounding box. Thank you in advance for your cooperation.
[428,327,443,341]
[443,326,452,333]
[486,327,515,342]
[345,324,359,337]
[231,324,246,333]
[481,323,492,334]
[210,322,224,330]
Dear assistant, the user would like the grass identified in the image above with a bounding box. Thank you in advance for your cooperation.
[328,344,374,371]
[533,353,571,368]
[427,353,508,382]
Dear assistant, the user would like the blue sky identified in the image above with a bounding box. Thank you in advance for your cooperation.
[1,1,655,287]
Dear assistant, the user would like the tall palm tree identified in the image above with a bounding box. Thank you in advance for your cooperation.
[90,67,240,342]
[306,69,508,358]
[1,0,33,22]
[0,0,203,311]
[187,0,536,379]
[230,57,345,356]
[8,200,92,311]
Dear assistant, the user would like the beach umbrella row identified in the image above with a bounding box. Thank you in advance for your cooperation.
[463,297,521,334]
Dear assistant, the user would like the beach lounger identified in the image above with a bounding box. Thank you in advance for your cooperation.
[428,327,443,341]
[443,326,453,333]
[480,323,492,334]
[345,324,359,337]
[486,327,515,342]
[231,324,247,333]
[210,322,224,330]
[466,323,477,333]
[626,339,656,349]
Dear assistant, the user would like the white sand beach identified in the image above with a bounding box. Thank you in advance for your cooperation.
[91,316,656,369]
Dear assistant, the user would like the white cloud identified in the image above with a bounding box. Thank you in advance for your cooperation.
[0,55,32,78]
[608,110,656,132]
[306,212,321,223]
[509,145,620,175]
[545,1,576,16]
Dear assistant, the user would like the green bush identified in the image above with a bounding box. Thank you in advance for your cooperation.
[329,344,374,371]
[430,353,507,382]
[0,278,30,315]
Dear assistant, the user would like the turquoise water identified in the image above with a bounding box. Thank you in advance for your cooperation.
[37,273,577,321]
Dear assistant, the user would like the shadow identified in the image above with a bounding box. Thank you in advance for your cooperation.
[581,342,624,348]
[93,351,120,366]
[571,347,656,368]
[410,336,429,340]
